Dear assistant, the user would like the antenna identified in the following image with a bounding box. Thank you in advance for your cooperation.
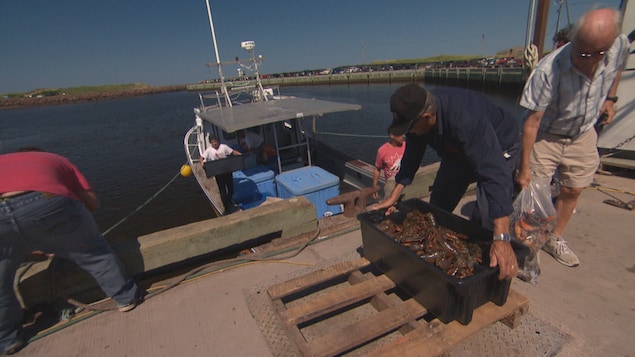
[205,0,231,106]
[239,40,268,101]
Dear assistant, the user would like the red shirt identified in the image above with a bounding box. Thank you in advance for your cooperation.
[0,151,92,200]
[375,142,405,181]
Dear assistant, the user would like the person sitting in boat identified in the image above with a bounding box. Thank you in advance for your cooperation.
[237,129,267,165]
[371,83,521,281]
[200,135,241,214]
[372,125,406,201]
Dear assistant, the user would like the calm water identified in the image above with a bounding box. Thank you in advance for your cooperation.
[0,83,524,243]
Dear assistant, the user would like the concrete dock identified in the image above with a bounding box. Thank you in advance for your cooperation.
[10,169,635,356]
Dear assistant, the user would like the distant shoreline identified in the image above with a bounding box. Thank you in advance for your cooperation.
[0,85,186,110]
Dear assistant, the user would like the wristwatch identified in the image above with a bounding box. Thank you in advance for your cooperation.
[493,233,511,242]
[606,96,618,103]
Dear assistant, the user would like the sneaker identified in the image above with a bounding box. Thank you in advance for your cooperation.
[542,233,580,267]
[117,301,138,313]
[4,338,26,355]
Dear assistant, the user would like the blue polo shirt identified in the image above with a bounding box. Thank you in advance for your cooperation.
[395,87,521,219]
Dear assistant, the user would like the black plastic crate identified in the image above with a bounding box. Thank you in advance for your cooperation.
[203,155,245,178]
[358,199,528,325]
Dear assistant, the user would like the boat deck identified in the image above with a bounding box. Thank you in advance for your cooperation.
[12,169,635,356]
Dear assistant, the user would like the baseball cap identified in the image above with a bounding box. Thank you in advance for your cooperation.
[389,84,428,136]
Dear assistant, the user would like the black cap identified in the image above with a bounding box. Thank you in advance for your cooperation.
[389,84,428,136]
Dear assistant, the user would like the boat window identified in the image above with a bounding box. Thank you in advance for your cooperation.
[222,131,237,141]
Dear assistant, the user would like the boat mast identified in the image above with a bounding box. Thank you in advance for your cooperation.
[533,0,550,60]
[205,0,232,106]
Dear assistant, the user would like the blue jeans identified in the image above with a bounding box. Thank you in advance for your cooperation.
[0,192,139,352]
[430,142,520,230]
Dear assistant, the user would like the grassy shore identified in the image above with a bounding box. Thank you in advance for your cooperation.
[0,83,186,109]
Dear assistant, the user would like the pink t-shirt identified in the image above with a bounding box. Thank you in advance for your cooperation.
[375,142,405,180]
[0,151,92,200]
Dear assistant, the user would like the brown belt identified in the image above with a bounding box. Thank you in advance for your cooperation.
[0,191,56,200]
[0,191,33,199]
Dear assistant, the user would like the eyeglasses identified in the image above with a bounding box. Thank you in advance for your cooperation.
[575,50,607,59]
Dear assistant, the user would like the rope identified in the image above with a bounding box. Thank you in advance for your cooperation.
[588,183,635,197]
[14,167,187,322]
[524,44,539,72]
[101,170,183,236]
[314,130,385,139]
[62,221,324,314]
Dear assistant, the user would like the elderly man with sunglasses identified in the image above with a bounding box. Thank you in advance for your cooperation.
[372,84,522,281]
[518,8,630,268]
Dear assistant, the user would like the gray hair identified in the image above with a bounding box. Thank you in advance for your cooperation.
[423,91,437,115]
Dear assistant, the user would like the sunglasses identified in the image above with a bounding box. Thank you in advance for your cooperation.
[574,48,608,59]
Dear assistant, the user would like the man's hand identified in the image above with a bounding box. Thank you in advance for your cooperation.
[599,100,617,125]
[489,240,518,280]
[516,165,532,190]
[518,110,542,190]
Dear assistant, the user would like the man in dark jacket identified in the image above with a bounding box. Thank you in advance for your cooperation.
[372,84,521,280]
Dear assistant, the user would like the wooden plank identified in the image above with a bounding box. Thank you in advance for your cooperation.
[278,274,396,326]
[270,299,312,357]
[499,291,530,329]
[267,257,371,300]
[307,299,427,357]
[363,289,530,357]
[349,271,426,333]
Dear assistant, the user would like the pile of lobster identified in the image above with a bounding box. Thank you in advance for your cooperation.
[375,210,482,278]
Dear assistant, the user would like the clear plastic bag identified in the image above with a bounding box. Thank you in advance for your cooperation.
[510,176,557,284]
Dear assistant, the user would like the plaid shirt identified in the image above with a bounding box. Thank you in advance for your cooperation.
[520,34,630,137]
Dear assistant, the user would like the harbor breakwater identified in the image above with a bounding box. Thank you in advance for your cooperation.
[1,68,526,109]
[187,67,528,92]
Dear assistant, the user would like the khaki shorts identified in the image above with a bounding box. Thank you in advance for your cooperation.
[383,177,396,200]
[530,129,599,188]
[382,176,416,200]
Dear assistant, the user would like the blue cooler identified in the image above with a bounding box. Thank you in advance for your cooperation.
[275,166,341,218]
[232,177,265,210]
[233,165,276,198]
[241,165,276,197]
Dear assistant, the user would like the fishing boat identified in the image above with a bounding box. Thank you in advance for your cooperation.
[12,1,635,356]
[183,1,369,217]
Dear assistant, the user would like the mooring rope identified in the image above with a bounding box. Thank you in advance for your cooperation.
[101,169,183,236]
[524,44,539,72]
[315,130,385,139]
[28,222,346,343]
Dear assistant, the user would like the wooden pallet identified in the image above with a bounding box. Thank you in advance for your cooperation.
[266,257,529,357]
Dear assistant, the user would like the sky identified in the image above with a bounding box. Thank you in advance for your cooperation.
[0,0,623,94]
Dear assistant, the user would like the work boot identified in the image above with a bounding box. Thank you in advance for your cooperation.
[542,233,580,267]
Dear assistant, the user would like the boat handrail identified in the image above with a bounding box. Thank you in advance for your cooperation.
[198,92,224,110]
